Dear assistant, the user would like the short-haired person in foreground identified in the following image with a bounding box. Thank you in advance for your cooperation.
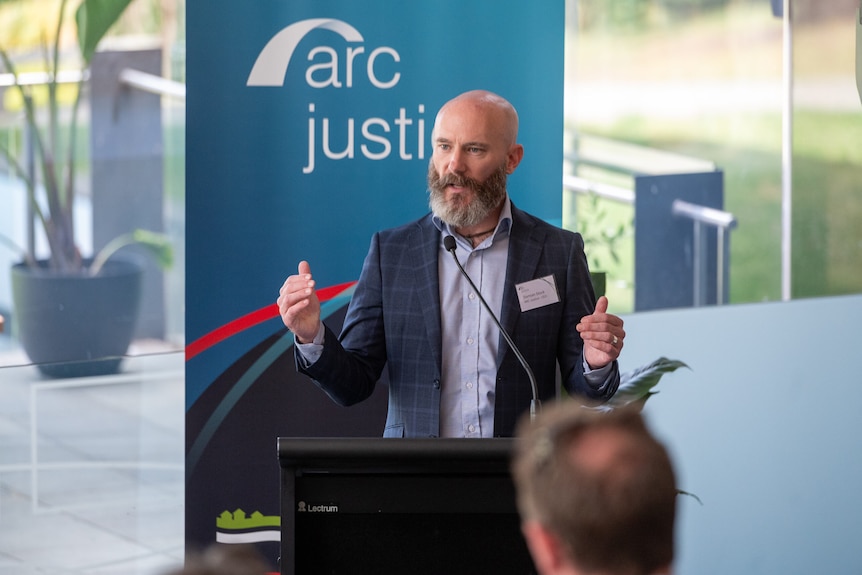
[512,404,677,575]
[162,544,273,575]
[277,89,627,438]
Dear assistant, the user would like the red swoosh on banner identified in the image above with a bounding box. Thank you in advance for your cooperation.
[185,280,356,360]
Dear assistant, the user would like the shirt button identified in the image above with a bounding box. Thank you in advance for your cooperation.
[466,382,473,389]
[469,293,476,300]
[467,424,476,433]
[467,337,474,345]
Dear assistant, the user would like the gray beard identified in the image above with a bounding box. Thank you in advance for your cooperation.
[427,163,508,229]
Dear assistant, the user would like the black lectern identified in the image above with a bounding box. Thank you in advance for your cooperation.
[278,437,536,575]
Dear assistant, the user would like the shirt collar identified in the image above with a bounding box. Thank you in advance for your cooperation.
[433,196,513,249]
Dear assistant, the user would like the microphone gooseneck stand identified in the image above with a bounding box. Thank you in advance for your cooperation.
[443,235,540,422]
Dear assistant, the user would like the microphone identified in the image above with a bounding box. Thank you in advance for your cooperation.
[443,235,540,422]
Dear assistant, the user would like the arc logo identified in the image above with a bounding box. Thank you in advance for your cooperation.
[245,18,424,174]
[247,18,400,89]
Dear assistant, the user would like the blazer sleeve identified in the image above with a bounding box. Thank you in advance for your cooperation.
[295,232,389,406]
[557,230,620,402]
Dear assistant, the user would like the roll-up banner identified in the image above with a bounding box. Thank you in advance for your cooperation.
[186,0,564,561]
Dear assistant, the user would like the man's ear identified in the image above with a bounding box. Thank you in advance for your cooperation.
[521,520,568,574]
[506,144,525,174]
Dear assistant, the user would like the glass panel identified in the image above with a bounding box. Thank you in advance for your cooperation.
[0,354,185,573]
[565,0,861,313]
[0,0,186,573]
[790,0,861,299]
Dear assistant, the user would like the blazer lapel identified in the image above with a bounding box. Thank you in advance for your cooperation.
[497,205,545,366]
[411,216,443,371]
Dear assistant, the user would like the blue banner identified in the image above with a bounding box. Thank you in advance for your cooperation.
[186,0,564,558]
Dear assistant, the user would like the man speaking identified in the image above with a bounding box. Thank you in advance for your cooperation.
[277,90,626,437]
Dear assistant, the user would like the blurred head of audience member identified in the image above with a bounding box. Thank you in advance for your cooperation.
[163,544,273,575]
[512,404,678,575]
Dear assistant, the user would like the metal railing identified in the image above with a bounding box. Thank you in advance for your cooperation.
[563,139,738,308]
[0,69,86,88]
[672,199,737,306]
[562,174,634,204]
[118,68,185,100]
[0,67,184,98]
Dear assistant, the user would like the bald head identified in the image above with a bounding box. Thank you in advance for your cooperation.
[427,90,525,232]
[433,90,520,148]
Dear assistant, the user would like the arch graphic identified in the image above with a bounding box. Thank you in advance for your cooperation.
[247,18,364,86]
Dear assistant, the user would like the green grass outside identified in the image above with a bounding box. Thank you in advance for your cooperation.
[571,108,861,309]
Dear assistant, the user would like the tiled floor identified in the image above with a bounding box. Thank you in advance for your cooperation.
[0,339,185,575]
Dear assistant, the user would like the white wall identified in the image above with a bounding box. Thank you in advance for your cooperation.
[621,295,862,575]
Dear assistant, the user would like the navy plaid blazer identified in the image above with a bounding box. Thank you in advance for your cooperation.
[298,203,619,437]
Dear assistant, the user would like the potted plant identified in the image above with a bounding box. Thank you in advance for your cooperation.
[0,0,172,377]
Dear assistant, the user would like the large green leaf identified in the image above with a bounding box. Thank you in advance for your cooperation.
[608,357,690,410]
[75,0,135,65]
[89,228,174,276]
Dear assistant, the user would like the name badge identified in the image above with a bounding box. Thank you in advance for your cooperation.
[516,274,560,312]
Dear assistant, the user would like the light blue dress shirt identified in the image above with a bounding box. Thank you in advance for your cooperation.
[433,201,512,438]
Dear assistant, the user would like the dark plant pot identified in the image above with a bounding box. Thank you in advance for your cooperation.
[590,271,607,300]
[10,258,143,378]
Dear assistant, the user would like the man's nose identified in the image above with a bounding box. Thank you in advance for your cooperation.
[447,149,466,175]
